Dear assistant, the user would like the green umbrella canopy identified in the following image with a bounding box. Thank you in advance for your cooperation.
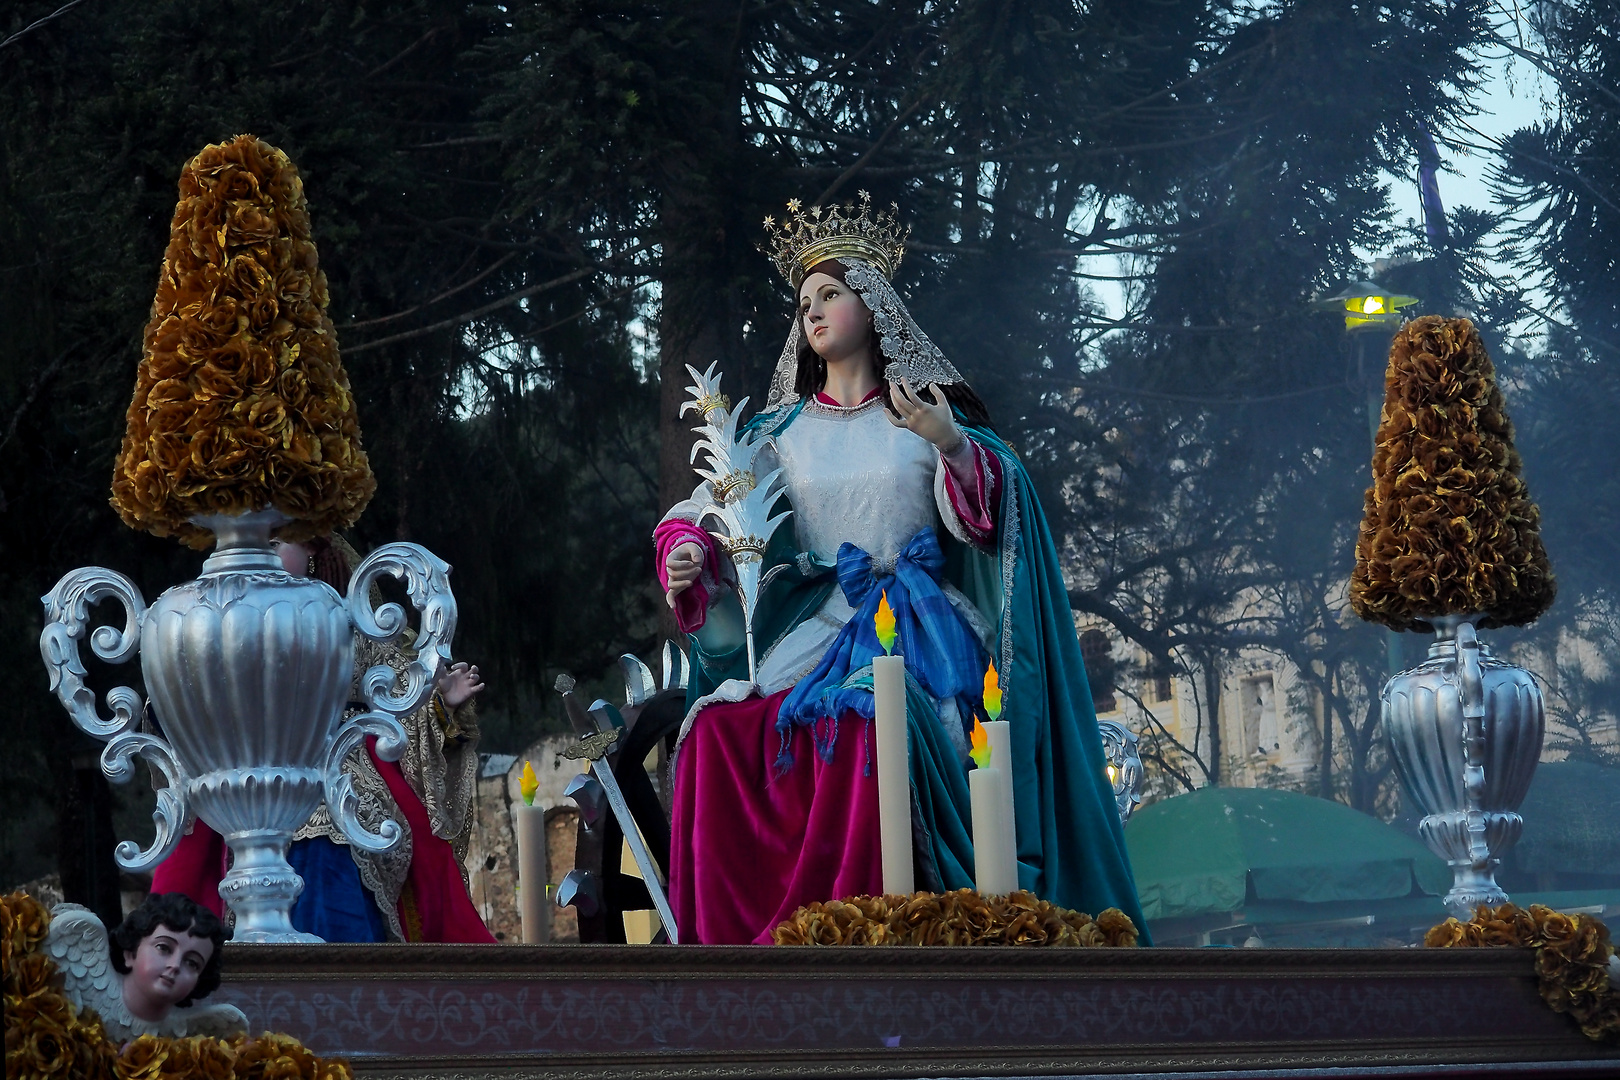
[1126,787,1451,921]
[1512,761,1620,876]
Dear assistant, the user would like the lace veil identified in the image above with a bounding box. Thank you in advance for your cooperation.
[766,258,964,409]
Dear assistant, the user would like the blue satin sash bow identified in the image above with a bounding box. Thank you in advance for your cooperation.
[775,527,987,771]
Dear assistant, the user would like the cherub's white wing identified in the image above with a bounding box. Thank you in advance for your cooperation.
[172,1002,248,1039]
[45,904,117,992]
[45,904,125,1022]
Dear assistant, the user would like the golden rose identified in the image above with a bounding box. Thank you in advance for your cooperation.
[116,1035,170,1080]
[234,1032,324,1080]
[225,254,272,302]
[1535,907,1581,948]
[247,295,280,333]
[195,298,244,340]
[11,952,62,996]
[2,892,51,963]
[1424,918,1476,948]
[22,1027,75,1077]
[227,200,279,246]
[1097,907,1139,948]
[216,164,261,203]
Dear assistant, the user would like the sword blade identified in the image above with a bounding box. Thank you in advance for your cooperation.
[590,757,680,944]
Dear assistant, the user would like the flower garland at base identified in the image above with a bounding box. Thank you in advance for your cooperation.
[1426,902,1620,1042]
[772,888,1139,947]
[3,892,352,1079]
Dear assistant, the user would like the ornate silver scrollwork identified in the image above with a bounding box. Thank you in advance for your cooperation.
[348,542,457,717]
[1097,718,1144,825]
[39,567,147,740]
[321,711,407,853]
[101,733,189,872]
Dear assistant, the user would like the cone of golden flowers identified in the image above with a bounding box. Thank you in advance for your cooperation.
[111,135,376,550]
[1349,316,1555,631]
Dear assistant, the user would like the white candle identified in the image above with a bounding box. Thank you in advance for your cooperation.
[872,652,913,896]
[969,767,1012,895]
[970,719,1019,896]
[985,719,1019,890]
[514,802,548,944]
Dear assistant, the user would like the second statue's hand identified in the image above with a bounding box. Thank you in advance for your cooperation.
[436,661,484,709]
[886,377,963,453]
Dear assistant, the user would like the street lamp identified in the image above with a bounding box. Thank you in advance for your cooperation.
[1314,278,1422,445]
[1313,280,1420,333]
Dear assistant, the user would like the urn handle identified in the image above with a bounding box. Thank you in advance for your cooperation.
[347,543,458,717]
[1455,619,1490,862]
[39,567,147,741]
[321,710,407,853]
[101,733,190,872]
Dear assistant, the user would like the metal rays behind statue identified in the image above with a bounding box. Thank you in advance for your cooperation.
[681,362,792,684]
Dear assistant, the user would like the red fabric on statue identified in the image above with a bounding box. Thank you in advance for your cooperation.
[148,742,493,943]
[150,821,228,918]
[670,689,882,944]
[366,737,495,943]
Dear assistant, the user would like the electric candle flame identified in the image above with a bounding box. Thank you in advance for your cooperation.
[970,716,992,769]
[520,760,538,806]
[875,590,897,655]
[983,661,1003,721]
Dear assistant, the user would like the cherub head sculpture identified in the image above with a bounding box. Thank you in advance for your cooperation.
[46,895,245,1042]
[110,893,226,1017]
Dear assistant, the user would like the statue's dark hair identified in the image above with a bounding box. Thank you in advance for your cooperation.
[110,892,226,1005]
[792,259,991,427]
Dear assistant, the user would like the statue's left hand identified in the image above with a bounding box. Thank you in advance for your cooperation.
[887,377,964,454]
[436,661,485,709]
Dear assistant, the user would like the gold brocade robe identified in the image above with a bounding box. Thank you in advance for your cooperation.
[292,633,480,941]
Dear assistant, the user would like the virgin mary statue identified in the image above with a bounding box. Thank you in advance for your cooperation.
[656,194,1148,945]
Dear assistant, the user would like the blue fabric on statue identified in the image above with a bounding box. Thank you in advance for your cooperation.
[776,526,987,769]
[288,837,388,942]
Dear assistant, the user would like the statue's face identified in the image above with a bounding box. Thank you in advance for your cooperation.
[798,272,872,363]
[272,538,310,576]
[122,926,213,1020]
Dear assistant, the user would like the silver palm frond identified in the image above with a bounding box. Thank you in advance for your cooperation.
[682,365,793,682]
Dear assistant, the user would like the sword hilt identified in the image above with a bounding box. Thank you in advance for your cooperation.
[561,727,622,763]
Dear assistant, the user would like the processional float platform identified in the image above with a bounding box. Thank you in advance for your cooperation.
[215,943,1618,1079]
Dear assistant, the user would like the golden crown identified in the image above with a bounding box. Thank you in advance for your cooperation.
[763,191,909,287]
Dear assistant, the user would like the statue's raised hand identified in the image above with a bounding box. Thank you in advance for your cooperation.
[887,377,964,454]
[665,541,706,607]
[436,661,484,709]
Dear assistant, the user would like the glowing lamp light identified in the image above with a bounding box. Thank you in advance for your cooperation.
[1313,279,1419,332]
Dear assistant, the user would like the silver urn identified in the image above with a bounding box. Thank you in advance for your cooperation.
[40,509,457,942]
[1382,614,1544,916]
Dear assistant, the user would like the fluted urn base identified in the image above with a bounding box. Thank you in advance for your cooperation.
[191,766,327,942]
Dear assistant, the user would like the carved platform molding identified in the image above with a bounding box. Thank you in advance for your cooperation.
[213,945,1620,1078]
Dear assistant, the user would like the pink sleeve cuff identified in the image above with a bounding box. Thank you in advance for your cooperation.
[941,436,1001,549]
[654,519,720,634]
